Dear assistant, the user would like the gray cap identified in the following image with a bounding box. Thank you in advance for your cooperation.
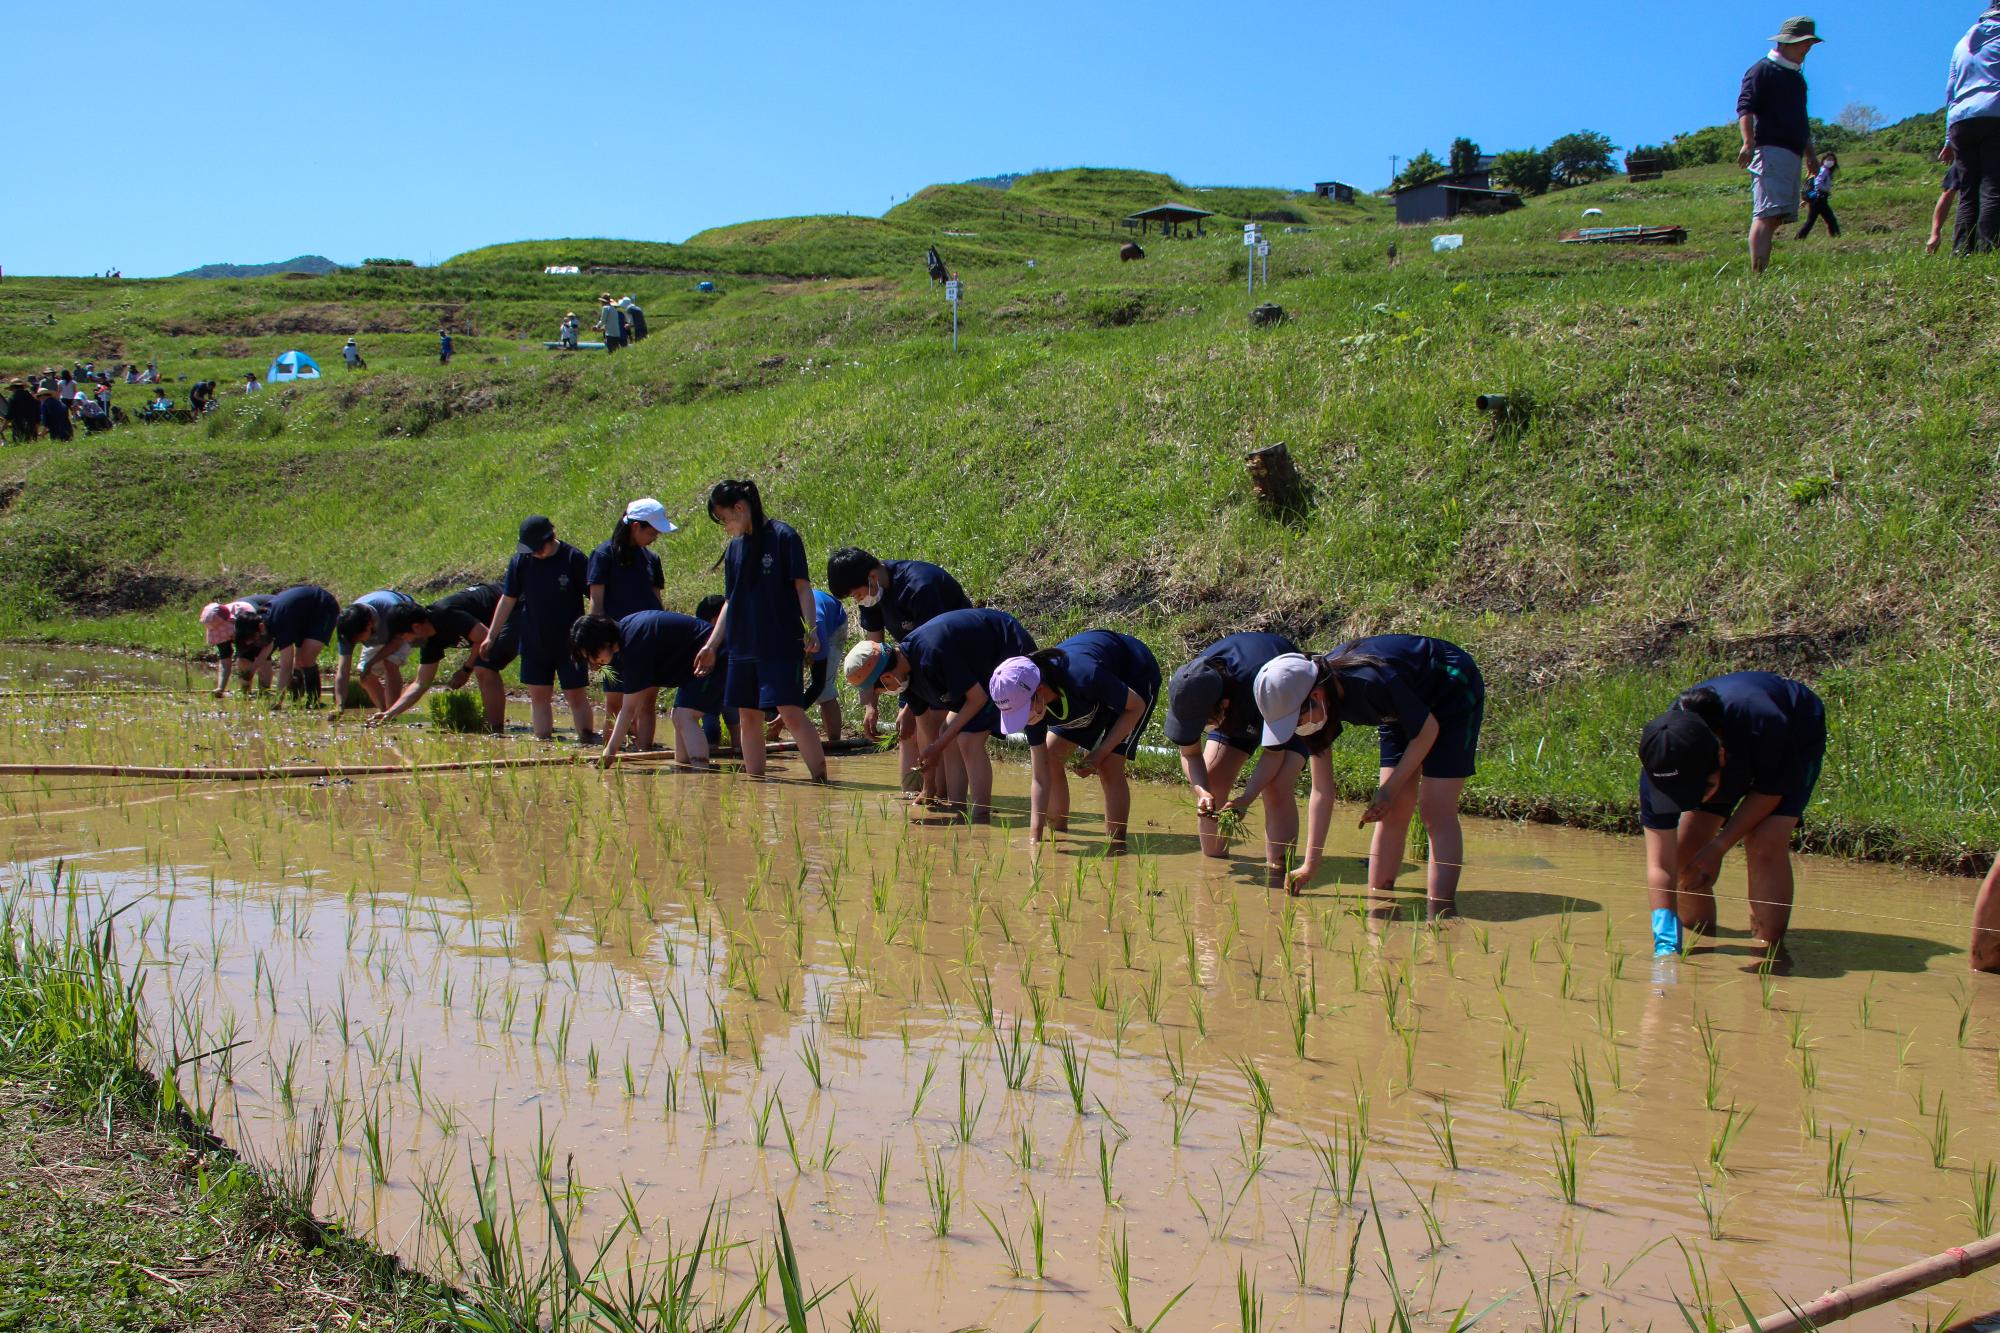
[1253,654,1319,748]
[1162,659,1225,748]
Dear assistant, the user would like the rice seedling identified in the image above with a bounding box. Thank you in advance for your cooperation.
[1233,1054,1274,1119]
[1237,1261,1265,1333]
[994,1014,1032,1090]
[1422,1097,1460,1170]
[1283,1194,1317,1288]
[871,1142,892,1205]
[1964,1161,1997,1238]
[1823,1126,1856,1198]
[954,1058,986,1144]
[1012,1120,1039,1172]
[1550,1115,1582,1205]
[1696,1175,1730,1241]
[1930,1094,1954,1169]
[1500,1028,1531,1109]
[1109,1223,1193,1332]
[1709,1105,1753,1175]
[1057,1033,1090,1115]
[1168,1076,1199,1148]
[1394,1165,1447,1254]
[978,1203,1031,1278]
[910,1050,940,1119]
[1569,1047,1598,1134]
[920,1148,955,1238]
[1099,1129,1121,1206]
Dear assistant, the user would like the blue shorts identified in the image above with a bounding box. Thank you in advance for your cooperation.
[470,618,520,677]
[1639,714,1826,832]
[1049,669,1161,760]
[675,669,726,716]
[519,642,587,690]
[270,588,340,651]
[725,654,805,713]
[1378,669,1484,780]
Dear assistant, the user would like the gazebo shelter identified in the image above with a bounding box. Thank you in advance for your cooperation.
[1124,202,1215,237]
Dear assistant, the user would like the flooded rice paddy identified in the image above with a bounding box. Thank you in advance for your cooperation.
[2,649,1997,1330]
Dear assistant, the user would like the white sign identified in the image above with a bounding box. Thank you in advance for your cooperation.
[1244,231,1261,246]
[1256,242,1271,257]
[945,280,962,302]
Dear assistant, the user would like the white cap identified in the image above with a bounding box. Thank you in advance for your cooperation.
[623,497,677,533]
[843,638,889,688]
[1253,653,1319,747]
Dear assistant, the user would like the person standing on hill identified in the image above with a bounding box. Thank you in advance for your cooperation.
[596,295,626,353]
[438,328,454,364]
[342,337,364,370]
[588,498,675,738]
[484,515,596,742]
[1796,151,1839,238]
[1737,17,1823,274]
[1637,672,1826,960]
[1944,5,2000,254]
[620,296,648,342]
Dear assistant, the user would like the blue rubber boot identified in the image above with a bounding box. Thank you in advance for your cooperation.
[1652,908,1682,958]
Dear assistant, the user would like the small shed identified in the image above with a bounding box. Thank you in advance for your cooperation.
[1624,152,1666,182]
[267,350,321,382]
[1314,181,1358,203]
[1392,162,1523,225]
[1123,202,1214,237]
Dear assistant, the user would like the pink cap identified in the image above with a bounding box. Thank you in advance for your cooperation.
[988,656,1042,735]
[199,601,234,645]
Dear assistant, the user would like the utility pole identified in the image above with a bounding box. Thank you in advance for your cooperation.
[1389,154,1401,187]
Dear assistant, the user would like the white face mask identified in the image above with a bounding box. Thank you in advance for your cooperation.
[1295,717,1325,737]
[856,574,884,609]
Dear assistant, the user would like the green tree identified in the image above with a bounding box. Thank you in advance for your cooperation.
[1547,131,1617,187]
[1394,151,1446,191]
[1491,147,1554,196]
[1449,137,1482,177]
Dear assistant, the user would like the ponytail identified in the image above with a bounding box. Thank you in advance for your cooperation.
[1674,685,1725,732]
[610,515,639,565]
[1301,648,1392,753]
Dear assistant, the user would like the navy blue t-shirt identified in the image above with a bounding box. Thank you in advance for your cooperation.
[722,520,810,663]
[1164,631,1300,748]
[420,584,503,664]
[614,611,712,692]
[860,559,972,642]
[265,585,338,650]
[1037,630,1158,742]
[587,540,665,620]
[899,608,1036,714]
[1697,671,1826,803]
[503,541,590,647]
[1322,635,1481,737]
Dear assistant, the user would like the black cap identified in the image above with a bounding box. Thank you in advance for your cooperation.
[517,515,556,554]
[1639,709,1720,812]
[1162,659,1226,748]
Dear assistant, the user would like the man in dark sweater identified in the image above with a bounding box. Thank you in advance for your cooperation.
[1737,16,1824,274]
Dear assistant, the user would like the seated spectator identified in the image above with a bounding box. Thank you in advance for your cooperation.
[38,388,72,442]
[144,388,174,417]
[243,372,262,394]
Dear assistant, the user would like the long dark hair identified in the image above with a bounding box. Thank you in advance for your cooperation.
[1303,647,1392,753]
[1674,685,1725,733]
[707,479,768,571]
[609,514,644,566]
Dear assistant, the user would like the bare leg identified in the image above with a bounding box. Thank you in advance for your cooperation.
[633,688,659,749]
[820,698,843,744]
[1260,752,1305,878]
[563,687,594,739]
[1097,752,1131,848]
[528,684,555,739]
[671,707,711,767]
[1672,811,1727,935]
[1749,215,1779,274]
[1973,856,2000,973]
[1743,816,1799,953]
[774,704,828,781]
[956,731,992,823]
[1366,765,1422,893]
[1195,742,1250,858]
[605,691,625,736]
[1042,738,1075,833]
[1416,776,1467,915]
[472,666,507,732]
[738,708,769,775]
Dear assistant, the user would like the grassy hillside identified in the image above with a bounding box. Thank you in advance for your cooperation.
[2,148,1992,867]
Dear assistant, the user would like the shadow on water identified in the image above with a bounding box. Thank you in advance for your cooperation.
[1696,927,1957,978]
[1456,888,1607,923]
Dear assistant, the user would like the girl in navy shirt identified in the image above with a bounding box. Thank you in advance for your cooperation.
[571,611,712,767]
[1251,635,1485,913]
[484,515,595,742]
[692,480,827,781]
[588,498,674,729]
[989,629,1160,848]
[1638,671,1826,957]
[233,584,340,705]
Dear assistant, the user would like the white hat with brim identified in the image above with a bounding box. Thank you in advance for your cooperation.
[623,497,678,533]
[1254,653,1319,748]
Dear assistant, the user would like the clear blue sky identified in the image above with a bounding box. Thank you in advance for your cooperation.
[9,0,1963,276]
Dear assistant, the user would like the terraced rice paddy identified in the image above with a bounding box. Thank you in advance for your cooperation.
[1,649,1995,1330]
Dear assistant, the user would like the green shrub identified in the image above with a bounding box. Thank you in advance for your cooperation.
[427,689,487,733]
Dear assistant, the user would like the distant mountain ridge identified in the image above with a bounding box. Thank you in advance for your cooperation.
[175,255,342,279]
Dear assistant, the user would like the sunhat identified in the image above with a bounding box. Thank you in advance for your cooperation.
[1770,16,1822,44]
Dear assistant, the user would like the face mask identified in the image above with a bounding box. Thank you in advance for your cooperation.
[856,585,883,609]
[1295,717,1325,737]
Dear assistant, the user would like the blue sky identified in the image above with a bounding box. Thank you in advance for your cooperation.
[8,0,1962,276]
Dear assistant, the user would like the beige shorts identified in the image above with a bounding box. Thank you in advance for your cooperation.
[1751,146,1803,221]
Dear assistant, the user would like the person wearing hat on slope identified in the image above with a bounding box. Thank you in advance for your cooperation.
[559,312,580,350]
[588,498,676,742]
[570,608,715,767]
[843,606,1037,821]
[1944,3,2000,254]
[1737,16,1824,274]
[482,515,596,742]
[1164,631,1312,880]
[5,380,38,442]
[595,295,626,353]
[232,584,342,705]
[342,337,364,370]
[989,630,1161,849]
[1253,636,1485,913]
[37,386,72,442]
[1637,672,1826,959]
[366,583,514,732]
[199,595,274,696]
[692,479,828,781]
[825,546,974,798]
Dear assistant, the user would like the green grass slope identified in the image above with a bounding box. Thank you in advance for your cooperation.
[1,148,1991,867]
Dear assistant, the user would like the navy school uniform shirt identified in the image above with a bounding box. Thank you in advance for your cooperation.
[1694,671,1826,802]
[265,585,338,650]
[1036,630,1158,740]
[722,519,810,663]
[860,559,972,642]
[503,541,590,647]
[614,612,712,692]
[1323,635,1480,736]
[1164,631,1301,749]
[420,584,503,663]
[899,608,1036,715]
[587,539,665,619]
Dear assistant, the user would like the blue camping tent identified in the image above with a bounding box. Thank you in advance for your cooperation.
[267,350,321,382]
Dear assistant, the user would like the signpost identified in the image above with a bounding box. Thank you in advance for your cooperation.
[945,279,962,352]
[1243,224,1262,296]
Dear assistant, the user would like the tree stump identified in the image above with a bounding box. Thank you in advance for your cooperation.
[1245,442,1308,515]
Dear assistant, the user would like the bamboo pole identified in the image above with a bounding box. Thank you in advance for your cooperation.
[1726,1234,2000,1333]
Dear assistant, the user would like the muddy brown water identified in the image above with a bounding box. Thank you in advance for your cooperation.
[1,651,1996,1330]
